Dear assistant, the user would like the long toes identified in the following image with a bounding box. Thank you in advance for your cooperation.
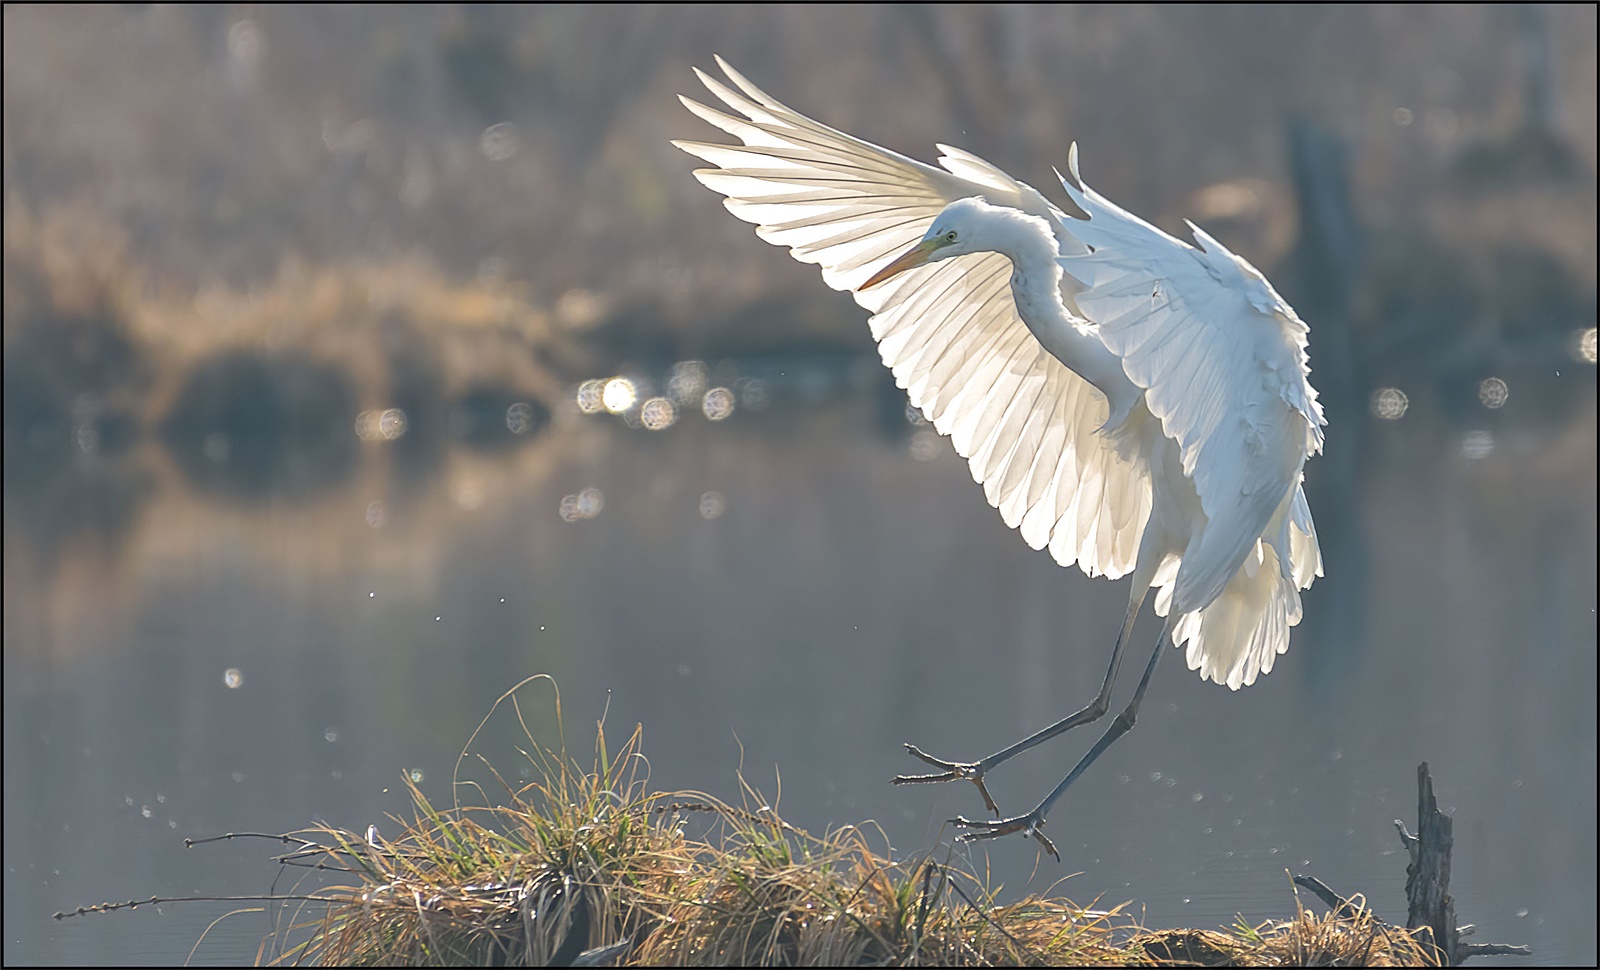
[902,743,962,771]
[897,745,1000,815]
[950,814,1022,837]
[900,744,983,780]
[890,770,960,786]
[951,812,1056,858]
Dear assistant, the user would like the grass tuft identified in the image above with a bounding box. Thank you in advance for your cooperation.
[246,676,1439,966]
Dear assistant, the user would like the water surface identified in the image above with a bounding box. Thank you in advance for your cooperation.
[5,365,1594,965]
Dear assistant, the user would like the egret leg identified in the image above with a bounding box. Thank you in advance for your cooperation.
[891,587,1150,815]
[950,617,1172,860]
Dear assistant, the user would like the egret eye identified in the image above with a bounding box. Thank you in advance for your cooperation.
[944,230,958,242]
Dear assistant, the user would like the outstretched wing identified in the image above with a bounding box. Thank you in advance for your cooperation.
[674,59,1150,578]
[1056,147,1325,615]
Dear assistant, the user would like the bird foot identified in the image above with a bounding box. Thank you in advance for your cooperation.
[890,744,1000,816]
[952,810,1060,861]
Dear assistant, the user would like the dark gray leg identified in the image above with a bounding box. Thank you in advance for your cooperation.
[950,618,1171,860]
[891,587,1149,815]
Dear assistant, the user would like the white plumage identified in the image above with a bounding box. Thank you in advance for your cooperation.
[675,57,1326,851]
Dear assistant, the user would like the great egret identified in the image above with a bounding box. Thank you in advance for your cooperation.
[675,57,1325,858]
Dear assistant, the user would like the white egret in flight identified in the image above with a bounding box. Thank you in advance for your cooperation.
[675,57,1324,858]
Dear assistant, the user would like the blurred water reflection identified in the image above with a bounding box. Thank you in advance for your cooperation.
[4,362,1594,964]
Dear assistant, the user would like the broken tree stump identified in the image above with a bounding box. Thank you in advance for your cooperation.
[1395,762,1530,965]
[1296,763,1530,965]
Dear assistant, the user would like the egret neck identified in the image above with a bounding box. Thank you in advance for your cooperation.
[999,211,1141,430]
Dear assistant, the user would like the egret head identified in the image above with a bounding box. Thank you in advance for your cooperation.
[862,197,1007,289]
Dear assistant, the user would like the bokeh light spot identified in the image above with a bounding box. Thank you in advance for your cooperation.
[576,380,605,414]
[506,402,537,434]
[702,387,735,421]
[699,491,725,520]
[640,397,677,430]
[560,487,605,522]
[1572,327,1597,364]
[667,360,708,405]
[356,408,408,440]
[602,378,637,414]
[479,122,519,161]
[1477,377,1508,409]
[379,409,407,439]
[1369,387,1409,420]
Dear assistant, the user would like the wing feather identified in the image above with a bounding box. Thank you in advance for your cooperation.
[1056,149,1325,615]
[676,58,1148,577]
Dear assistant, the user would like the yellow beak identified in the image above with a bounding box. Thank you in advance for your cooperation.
[861,236,944,290]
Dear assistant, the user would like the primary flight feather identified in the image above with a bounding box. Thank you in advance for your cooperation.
[675,57,1325,856]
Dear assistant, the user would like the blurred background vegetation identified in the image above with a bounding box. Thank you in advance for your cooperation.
[5,3,1594,661]
[6,5,1594,353]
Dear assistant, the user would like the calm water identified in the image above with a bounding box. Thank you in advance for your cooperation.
[5,362,1595,965]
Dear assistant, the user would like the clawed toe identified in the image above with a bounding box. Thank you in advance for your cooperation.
[889,744,1000,815]
[892,745,1062,860]
[952,812,1059,861]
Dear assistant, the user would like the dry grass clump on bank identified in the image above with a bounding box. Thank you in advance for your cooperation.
[270,679,1127,966]
[243,677,1437,967]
